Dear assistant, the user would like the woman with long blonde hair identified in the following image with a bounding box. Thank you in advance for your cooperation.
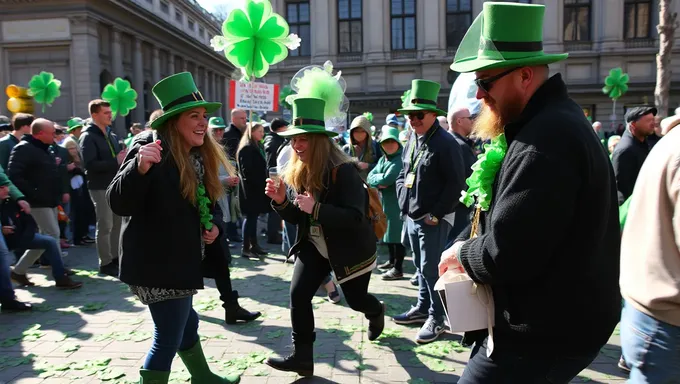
[236,121,270,258]
[107,73,240,384]
[264,98,384,376]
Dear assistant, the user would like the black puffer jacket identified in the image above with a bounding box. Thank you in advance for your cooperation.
[7,135,63,208]
[79,123,123,190]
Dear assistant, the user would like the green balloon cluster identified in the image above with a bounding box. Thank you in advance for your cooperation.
[460,133,508,211]
[279,85,294,110]
[602,67,629,101]
[101,78,138,119]
[28,71,62,113]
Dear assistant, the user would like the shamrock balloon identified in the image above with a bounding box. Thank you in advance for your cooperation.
[400,90,411,109]
[602,67,629,100]
[27,71,61,113]
[362,112,373,123]
[279,85,294,110]
[211,0,301,81]
[101,78,138,119]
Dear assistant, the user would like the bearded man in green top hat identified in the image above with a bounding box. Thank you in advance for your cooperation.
[437,3,621,382]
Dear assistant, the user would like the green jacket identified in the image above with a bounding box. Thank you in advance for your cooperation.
[366,146,403,243]
[0,165,24,201]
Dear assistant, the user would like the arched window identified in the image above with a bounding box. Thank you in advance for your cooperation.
[99,70,113,93]
[144,82,152,121]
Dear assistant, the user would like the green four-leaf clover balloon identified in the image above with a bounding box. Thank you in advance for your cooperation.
[101,78,138,119]
[279,85,294,110]
[401,90,412,109]
[211,0,301,81]
[602,67,629,101]
[27,71,61,113]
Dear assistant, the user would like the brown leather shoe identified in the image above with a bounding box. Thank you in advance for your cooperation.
[10,272,34,286]
[55,276,83,290]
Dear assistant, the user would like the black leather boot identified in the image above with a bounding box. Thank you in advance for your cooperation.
[250,237,268,256]
[367,301,386,341]
[266,332,314,376]
[224,291,261,324]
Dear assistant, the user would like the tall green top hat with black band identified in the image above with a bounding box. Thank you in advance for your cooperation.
[397,79,447,117]
[150,72,222,129]
[450,2,568,73]
[278,98,338,138]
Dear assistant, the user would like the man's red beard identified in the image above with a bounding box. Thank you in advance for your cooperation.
[472,97,525,140]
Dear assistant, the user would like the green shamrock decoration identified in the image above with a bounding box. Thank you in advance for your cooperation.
[460,133,508,211]
[279,85,294,110]
[362,112,373,123]
[602,67,629,100]
[211,0,301,81]
[400,90,411,109]
[27,71,61,113]
[101,78,137,120]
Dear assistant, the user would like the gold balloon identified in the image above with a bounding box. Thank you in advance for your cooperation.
[7,97,34,114]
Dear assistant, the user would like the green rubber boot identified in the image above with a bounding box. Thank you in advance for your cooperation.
[139,369,170,384]
[178,341,241,383]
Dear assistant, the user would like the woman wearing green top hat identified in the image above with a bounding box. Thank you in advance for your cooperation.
[367,125,405,280]
[107,72,240,384]
[264,97,385,376]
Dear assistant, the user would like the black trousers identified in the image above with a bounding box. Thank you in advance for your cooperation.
[289,242,381,343]
[458,338,600,384]
[386,243,406,272]
[267,211,281,240]
[70,187,90,244]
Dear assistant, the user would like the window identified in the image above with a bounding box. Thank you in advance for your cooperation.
[199,27,205,38]
[175,10,183,23]
[188,18,195,31]
[391,0,416,50]
[160,0,169,13]
[624,0,652,39]
[563,0,591,41]
[287,1,311,56]
[338,0,362,53]
[446,0,472,50]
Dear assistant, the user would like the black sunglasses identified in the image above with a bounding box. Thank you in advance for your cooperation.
[407,112,426,120]
[475,67,518,93]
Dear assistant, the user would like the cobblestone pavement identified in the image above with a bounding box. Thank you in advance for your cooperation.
[0,239,627,383]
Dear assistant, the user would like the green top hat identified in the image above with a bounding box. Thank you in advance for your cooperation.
[278,98,337,138]
[397,80,447,117]
[66,117,84,133]
[450,2,568,73]
[208,117,227,129]
[379,126,401,144]
[149,72,221,129]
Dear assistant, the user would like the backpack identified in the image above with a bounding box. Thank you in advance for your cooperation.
[331,166,387,240]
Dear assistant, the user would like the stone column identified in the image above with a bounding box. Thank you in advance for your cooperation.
[365,0,386,61]
[168,52,175,75]
[310,0,330,60]
[132,38,145,123]
[420,0,441,58]
[112,28,124,78]
[207,71,214,100]
[202,68,210,99]
[69,15,101,118]
[151,46,161,109]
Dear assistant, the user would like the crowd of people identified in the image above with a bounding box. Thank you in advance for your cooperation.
[1,2,678,383]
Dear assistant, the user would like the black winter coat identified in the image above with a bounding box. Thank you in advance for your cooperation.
[238,143,270,215]
[611,129,650,205]
[221,124,242,160]
[263,131,285,169]
[79,124,123,190]
[7,135,64,208]
[107,131,223,289]
[0,199,37,251]
[455,74,621,355]
[273,162,377,283]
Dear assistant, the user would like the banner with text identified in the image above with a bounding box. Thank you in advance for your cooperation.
[229,81,279,112]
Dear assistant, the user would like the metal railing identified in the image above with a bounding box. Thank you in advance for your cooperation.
[624,38,657,49]
[390,50,417,60]
[563,40,593,52]
[337,53,363,63]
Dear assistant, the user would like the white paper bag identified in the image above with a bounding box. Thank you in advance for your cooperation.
[434,270,494,333]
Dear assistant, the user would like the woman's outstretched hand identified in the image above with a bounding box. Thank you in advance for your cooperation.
[265,178,286,204]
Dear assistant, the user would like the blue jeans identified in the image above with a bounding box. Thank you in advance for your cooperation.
[27,233,66,279]
[0,232,16,302]
[407,217,451,319]
[621,301,680,383]
[144,296,200,371]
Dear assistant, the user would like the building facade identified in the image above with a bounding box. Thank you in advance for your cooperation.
[0,0,234,136]
[263,0,680,130]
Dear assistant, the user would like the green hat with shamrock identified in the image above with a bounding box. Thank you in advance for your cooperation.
[67,117,84,133]
[208,117,227,129]
[278,98,337,138]
[397,80,447,117]
[149,72,221,129]
[450,2,568,73]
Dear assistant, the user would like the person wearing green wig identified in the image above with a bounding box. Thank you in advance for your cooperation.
[367,126,405,280]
